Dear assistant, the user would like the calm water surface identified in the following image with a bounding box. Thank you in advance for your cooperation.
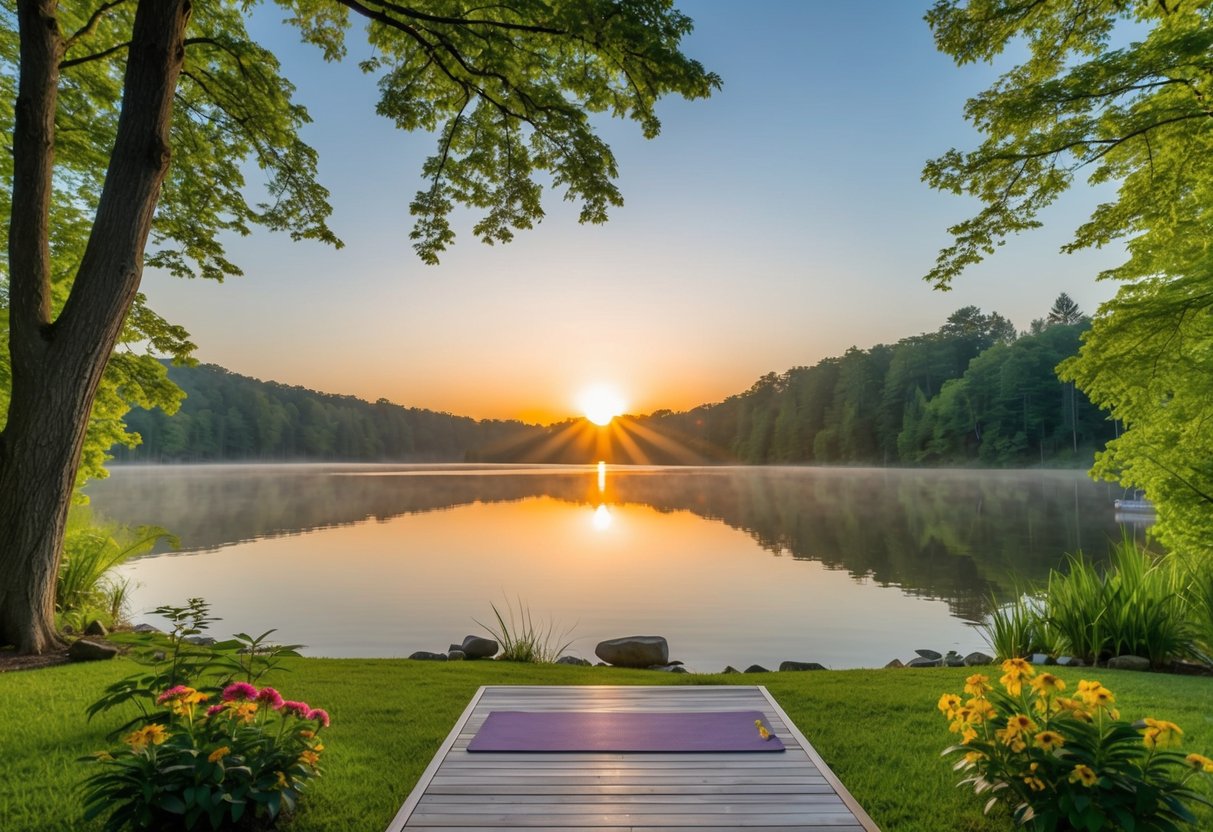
[84,464,1135,670]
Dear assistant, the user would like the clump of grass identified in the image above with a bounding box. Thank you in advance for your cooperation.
[979,592,1056,661]
[474,598,575,663]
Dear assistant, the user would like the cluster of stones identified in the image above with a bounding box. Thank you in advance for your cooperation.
[408,635,499,661]
[883,649,995,669]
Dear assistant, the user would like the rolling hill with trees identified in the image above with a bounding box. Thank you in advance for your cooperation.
[116,296,1114,468]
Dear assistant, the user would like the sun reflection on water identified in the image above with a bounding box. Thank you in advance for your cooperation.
[592,503,613,531]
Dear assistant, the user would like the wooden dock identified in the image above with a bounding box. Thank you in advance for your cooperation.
[385,685,880,831]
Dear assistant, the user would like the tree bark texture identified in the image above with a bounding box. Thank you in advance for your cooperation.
[0,0,192,652]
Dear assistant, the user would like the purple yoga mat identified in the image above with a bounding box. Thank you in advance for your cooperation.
[466,710,786,753]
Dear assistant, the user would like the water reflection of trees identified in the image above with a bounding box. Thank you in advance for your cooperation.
[87,466,1125,622]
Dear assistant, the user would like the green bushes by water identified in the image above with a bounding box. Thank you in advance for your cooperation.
[57,510,174,632]
[982,541,1209,667]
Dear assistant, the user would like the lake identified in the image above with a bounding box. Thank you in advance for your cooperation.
[84,464,1137,670]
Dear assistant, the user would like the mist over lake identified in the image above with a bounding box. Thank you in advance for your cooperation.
[84,464,1136,670]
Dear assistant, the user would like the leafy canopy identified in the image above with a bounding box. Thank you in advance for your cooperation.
[1,0,719,483]
[924,0,1213,558]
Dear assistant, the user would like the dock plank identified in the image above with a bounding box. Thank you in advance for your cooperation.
[385,686,879,832]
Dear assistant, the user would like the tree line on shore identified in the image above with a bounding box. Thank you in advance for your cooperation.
[116,296,1111,467]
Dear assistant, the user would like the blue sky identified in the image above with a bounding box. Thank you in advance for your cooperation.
[140,1,1123,422]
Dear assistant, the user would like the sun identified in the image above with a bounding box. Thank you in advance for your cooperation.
[578,384,626,426]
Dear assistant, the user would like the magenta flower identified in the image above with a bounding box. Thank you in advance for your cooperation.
[281,700,311,718]
[306,708,331,728]
[157,685,192,704]
[206,704,225,717]
[221,682,258,702]
[256,686,285,710]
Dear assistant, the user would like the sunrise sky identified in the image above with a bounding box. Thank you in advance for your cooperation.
[138,1,1124,424]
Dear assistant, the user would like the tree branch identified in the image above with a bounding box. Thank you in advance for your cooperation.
[59,39,130,70]
[63,0,128,51]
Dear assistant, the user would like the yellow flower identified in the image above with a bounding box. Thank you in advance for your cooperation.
[963,674,991,697]
[1069,764,1098,787]
[275,771,288,789]
[1034,730,1065,752]
[299,749,321,768]
[999,658,1034,695]
[228,702,259,724]
[938,693,962,718]
[960,726,978,745]
[207,746,231,764]
[1184,753,1213,773]
[299,730,315,739]
[965,697,996,722]
[1030,672,1065,697]
[964,750,985,765]
[1142,718,1183,750]
[1054,697,1091,722]
[123,724,169,753]
[1023,775,1046,792]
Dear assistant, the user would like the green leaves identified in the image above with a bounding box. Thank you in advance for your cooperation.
[346,0,719,262]
[926,2,1213,558]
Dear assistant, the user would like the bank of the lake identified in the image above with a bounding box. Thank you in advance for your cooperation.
[3,659,1210,832]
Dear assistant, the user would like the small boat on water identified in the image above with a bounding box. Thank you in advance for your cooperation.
[1113,497,1155,514]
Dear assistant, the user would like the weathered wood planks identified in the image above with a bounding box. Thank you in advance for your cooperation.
[385,686,880,832]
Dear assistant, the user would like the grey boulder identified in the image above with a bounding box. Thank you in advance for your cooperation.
[594,636,669,668]
[461,635,499,659]
[409,651,448,661]
[963,652,994,666]
[1107,655,1150,671]
[69,639,119,662]
[743,664,770,674]
[555,656,591,666]
[779,661,826,672]
[914,649,942,660]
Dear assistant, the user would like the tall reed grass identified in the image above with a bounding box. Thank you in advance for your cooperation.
[979,538,1206,668]
[1045,541,1195,667]
[475,598,575,663]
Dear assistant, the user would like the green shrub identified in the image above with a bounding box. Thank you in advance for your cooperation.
[82,600,318,830]
[58,509,174,626]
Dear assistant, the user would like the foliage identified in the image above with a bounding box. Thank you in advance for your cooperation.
[980,594,1056,663]
[924,0,1213,560]
[57,510,175,630]
[1043,543,1196,668]
[474,598,574,663]
[82,600,317,830]
[88,599,302,736]
[940,660,1213,830]
[641,305,1111,466]
[114,362,546,462]
[82,681,329,831]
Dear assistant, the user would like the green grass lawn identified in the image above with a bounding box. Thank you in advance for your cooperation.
[2,659,1210,831]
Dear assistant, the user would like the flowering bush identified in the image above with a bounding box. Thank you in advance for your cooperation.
[81,600,324,830]
[82,681,330,830]
[940,659,1212,830]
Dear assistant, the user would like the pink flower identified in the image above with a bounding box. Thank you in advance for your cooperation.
[206,704,225,717]
[281,700,311,718]
[221,682,258,702]
[306,708,331,728]
[157,685,192,704]
[256,687,285,710]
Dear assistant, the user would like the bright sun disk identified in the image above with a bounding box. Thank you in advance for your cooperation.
[579,384,626,426]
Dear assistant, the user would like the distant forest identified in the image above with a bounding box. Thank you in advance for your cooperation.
[115,298,1115,467]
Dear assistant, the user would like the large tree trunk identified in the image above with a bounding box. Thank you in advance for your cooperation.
[0,0,191,653]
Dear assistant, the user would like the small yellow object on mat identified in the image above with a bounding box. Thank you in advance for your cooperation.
[755,719,772,741]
